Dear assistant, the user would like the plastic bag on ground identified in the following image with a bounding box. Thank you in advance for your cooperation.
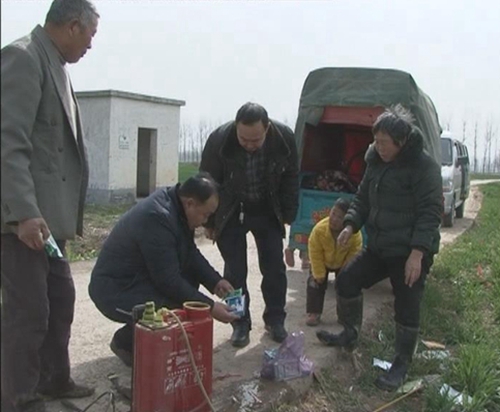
[260,331,314,381]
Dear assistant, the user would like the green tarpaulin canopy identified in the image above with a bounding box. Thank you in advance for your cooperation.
[294,67,442,165]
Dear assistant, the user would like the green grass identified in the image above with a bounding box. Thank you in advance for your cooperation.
[290,183,500,412]
[66,162,201,261]
[390,183,500,410]
[66,203,134,261]
[470,173,500,180]
[179,162,199,182]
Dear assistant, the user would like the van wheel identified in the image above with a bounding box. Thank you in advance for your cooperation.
[456,201,465,218]
[443,198,455,227]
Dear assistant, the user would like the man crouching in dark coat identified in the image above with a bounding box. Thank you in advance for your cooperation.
[89,173,239,366]
[316,105,443,391]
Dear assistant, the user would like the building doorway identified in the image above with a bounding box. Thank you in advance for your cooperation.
[136,127,158,198]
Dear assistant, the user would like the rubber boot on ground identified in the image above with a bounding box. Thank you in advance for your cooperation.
[375,323,419,391]
[316,294,363,350]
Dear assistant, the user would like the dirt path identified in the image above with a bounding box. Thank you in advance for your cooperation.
[46,184,486,412]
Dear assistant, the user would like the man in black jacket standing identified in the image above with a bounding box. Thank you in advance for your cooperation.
[89,173,239,366]
[200,103,299,347]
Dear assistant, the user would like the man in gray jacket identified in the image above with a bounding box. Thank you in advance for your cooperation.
[1,1,99,411]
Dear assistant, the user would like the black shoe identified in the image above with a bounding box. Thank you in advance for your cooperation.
[110,335,133,367]
[375,356,410,391]
[316,327,358,348]
[39,378,94,400]
[265,324,288,343]
[230,321,250,348]
[20,401,47,412]
[18,396,47,412]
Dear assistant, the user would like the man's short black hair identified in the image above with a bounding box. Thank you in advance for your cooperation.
[372,104,415,146]
[235,102,269,127]
[333,197,351,214]
[178,172,218,203]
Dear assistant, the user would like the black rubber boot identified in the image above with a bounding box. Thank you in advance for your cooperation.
[375,323,419,391]
[230,320,250,348]
[316,294,363,350]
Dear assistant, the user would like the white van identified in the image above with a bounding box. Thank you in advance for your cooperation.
[441,131,471,227]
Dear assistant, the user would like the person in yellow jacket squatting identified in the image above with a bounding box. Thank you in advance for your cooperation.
[305,197,363,326]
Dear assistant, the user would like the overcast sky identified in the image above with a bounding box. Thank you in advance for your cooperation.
[2,0,499,147]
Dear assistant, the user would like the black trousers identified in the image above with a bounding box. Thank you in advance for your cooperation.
[1,234,75,412]
[335,248,433,328]
[306,272,331,314]
[89,277,182,352]
[216,212,287,327]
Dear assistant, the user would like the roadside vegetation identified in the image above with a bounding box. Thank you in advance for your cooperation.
[67,162,200,261]
[179,162,199,182]
[66,203,134,261]
[273,183,500,412]
[471,173,500,180]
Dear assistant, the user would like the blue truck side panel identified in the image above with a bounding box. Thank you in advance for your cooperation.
[289,189,357,251]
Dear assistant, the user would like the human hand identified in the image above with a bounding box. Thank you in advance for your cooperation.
[337,226,353,247]
[307,275,325,289]
[17,217,50,250]
[204,228,215,241]
[211,301,240,323]
[214,279,234,298]
[405,249,423,287]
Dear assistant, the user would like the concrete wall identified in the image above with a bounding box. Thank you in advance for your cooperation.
[77,90,184,204]
[108,96,180,195]
[77,97,111,203]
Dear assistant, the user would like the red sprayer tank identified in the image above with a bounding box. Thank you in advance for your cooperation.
[132,301,213,412]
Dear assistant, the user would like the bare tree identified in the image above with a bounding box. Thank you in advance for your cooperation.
[461,119,467,144]
[486,122,497,173]
[494,137,500,173]
[179,123,194,163]
[473,120,478,172]
[195,120,212,163]
[179,120,216,164]
[482,120,495,173]
[442,115,452,131]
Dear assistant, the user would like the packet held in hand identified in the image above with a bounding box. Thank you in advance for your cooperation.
[45,234,63,258]
[224,288,246,317]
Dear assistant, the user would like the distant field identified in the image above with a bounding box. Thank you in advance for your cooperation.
[471,172,500,180]
[179,162,199,182]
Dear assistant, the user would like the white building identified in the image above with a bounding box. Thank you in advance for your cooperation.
[76,90,185,204]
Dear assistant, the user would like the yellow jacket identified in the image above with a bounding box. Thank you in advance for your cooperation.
[308,216,363,281]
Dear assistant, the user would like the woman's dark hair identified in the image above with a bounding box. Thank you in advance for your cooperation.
[372,104,415,146]
[235,102,269,127]
[178,172,218,203]
[333,197,351,214]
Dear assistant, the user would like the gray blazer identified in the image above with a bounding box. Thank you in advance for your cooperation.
[1,25,89,240]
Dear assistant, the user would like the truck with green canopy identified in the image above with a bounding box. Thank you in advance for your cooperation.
[288,67,442,254]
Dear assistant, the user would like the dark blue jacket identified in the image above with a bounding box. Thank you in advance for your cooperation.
[89,185,222,312]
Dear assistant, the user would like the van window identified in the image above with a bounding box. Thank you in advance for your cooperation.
[441,138,453,165]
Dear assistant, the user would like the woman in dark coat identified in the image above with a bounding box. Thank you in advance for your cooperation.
[316,105,443,391]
